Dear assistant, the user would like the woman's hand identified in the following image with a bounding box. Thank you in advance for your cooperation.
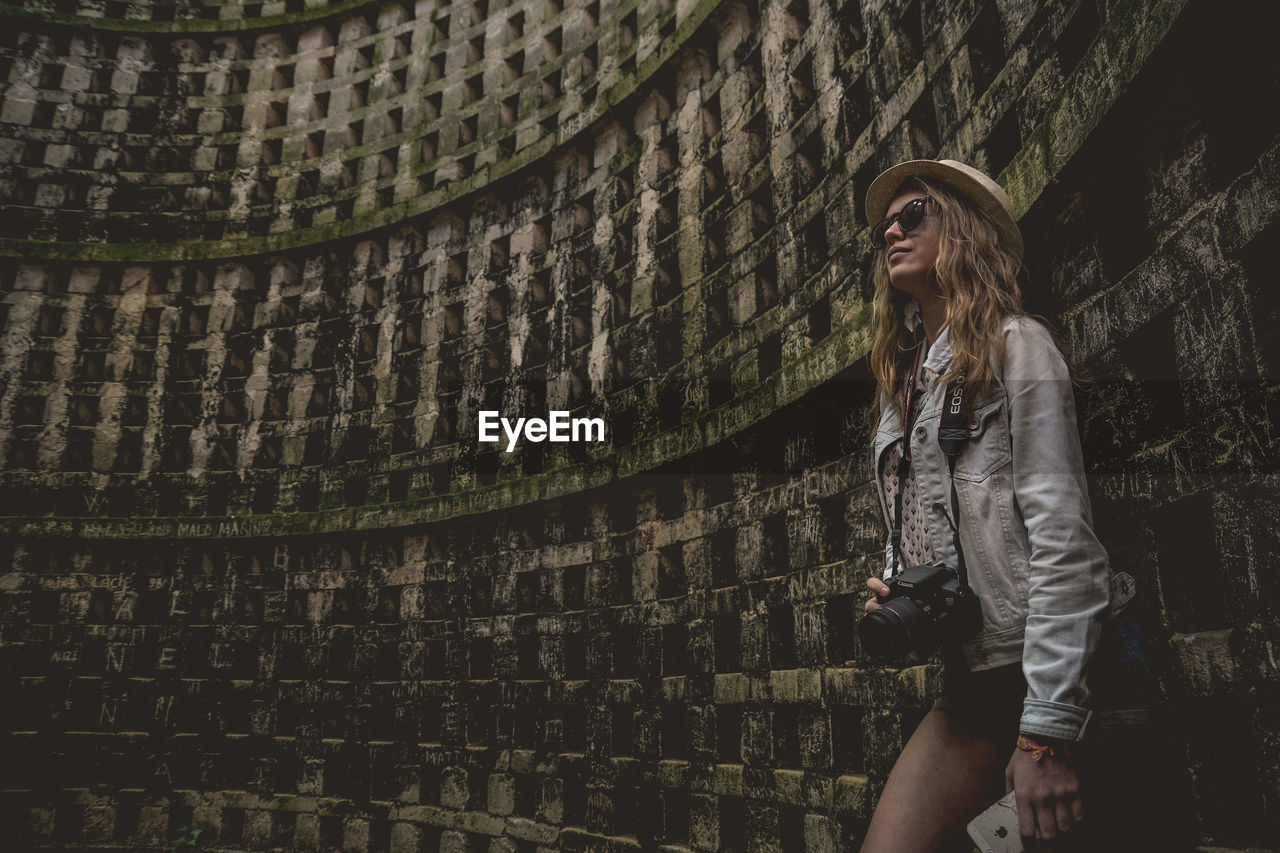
[863,577,891,613]
[1005,742,1084,846]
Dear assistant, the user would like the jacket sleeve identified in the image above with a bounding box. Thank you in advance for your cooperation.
[1003,318,1111,742]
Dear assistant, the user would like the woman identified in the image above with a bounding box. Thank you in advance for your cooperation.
[857,160,1112,852]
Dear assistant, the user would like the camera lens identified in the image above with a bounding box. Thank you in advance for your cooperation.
[859,596,931,659]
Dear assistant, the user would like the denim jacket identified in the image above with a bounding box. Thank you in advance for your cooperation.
[872,315,1111,742]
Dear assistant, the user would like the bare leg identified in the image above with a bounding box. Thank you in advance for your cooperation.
[860,709,1011,853]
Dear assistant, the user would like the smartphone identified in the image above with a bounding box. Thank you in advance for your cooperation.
[967,790,1023,853]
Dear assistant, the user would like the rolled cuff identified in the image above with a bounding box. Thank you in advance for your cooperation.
[1020,698,1093,742]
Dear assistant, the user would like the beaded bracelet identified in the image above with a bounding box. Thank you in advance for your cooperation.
[1016,734,1071,761]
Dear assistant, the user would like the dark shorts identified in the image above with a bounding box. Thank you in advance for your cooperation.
[931,660,1026,738]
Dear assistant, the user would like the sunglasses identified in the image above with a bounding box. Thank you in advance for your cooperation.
[871,197,930,250]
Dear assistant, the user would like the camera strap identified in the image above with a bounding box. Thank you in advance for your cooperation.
[937,377,971,593]
[889,344,972,593]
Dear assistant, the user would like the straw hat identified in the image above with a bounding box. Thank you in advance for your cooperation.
[864,159,1023,260]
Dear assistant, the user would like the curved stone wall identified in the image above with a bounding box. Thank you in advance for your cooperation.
[3,0,1280,850]
[4,0,877,534]
[2,0,723,255]
[10,0,366,28]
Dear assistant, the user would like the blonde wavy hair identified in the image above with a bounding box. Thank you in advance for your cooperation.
[870,177,1026,415]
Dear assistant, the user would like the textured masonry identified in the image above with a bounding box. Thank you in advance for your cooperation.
[1,0,1278,849]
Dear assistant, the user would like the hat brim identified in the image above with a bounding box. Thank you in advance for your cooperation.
[864,159,1023,260]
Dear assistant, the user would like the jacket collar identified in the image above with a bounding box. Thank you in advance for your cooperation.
[923,325,953,375]
[903,297,954,376]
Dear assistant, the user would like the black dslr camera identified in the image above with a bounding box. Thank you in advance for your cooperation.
[858,562,982,660]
